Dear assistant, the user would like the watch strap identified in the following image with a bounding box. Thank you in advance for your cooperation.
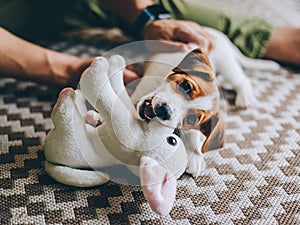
[134,5,172,33]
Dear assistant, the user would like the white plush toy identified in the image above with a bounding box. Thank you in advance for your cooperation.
[44,55,189,215]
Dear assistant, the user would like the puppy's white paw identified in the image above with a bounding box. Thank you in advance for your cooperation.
[186,153,206,178]
[235,88,257,109]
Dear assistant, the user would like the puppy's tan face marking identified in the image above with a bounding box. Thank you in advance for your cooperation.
[181,109,212,129]
[177,48,212,69]
[166,48,217,101]
[182,108,224,153]
[173,68,212,81]
[181,109,203,129]
[167,74,205,100]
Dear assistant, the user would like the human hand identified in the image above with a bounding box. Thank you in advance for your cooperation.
[124,65,140,85]
[141,19,214,53]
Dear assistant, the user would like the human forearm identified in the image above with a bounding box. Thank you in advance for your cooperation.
[0,27,92,86]
[0,27,52,77]
[100,0,153,25]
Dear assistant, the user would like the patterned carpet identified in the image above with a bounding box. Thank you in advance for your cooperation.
[1,1,300,223]
[1,38,300,225]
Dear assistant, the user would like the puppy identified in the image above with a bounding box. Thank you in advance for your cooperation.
[131,27,279,177]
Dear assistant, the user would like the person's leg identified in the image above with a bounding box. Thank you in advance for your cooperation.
[264,27,300,66]
[158,0,300,65]
[157,0,273,59]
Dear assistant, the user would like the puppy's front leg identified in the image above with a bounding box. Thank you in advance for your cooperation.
[208,28,257,108]
[214,52,257,108]
[234,78,257,109]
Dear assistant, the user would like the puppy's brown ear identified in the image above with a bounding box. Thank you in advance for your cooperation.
[189,48,212,67]
[172,48,214,81]
[200,111,225,153]
[175,48,211,67]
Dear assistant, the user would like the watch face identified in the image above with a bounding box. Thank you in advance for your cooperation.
[157,13,172,19]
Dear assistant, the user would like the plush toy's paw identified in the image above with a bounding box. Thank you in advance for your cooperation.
[51,88,76,122]
[235,89,257,109]
[80,57,109,106]
[50,88,85,129]
[108,55,126,79]
[45,161,110,187]
[108,55,126,94]
[85,110,103,127]
[73,90,88,117]
[186,153,206,178]
[107,55,126,96]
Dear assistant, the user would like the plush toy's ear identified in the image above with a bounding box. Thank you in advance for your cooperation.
[139,156,177,216]
[200,111,225,153]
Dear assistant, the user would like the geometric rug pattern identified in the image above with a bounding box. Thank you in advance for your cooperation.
[1,39,299,224]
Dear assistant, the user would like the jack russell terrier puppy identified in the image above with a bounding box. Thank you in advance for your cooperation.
[131,27,280,177]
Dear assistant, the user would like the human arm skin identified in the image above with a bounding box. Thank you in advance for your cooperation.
[0,27,92,86]
[0,27,139,86]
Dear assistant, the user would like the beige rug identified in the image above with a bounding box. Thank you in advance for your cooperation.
[1,2,300,224]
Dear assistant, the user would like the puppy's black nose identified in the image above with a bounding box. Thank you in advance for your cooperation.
[155,104,171,120]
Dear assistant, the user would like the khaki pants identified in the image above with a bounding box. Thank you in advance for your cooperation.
[0,0,273,58]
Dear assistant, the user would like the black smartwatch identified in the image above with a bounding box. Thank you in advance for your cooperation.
[134,4,172,33]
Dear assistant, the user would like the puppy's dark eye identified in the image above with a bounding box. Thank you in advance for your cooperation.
[186,114,198,125]
[179,80,192,96]
[167,136,177,146]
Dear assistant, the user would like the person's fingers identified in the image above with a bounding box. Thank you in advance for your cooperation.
[189,34,212,53]
[126,64,138,73]
[81,57,94,69]
[68,57,94,87]
[141,19,215,53]
[174,25,214,53]
[123,68,139,85]
[193,29,214,53]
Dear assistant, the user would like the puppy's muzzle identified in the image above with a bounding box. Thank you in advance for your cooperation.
[139,99,156,121]
[154,103,172,121]
[138,98,172,122]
